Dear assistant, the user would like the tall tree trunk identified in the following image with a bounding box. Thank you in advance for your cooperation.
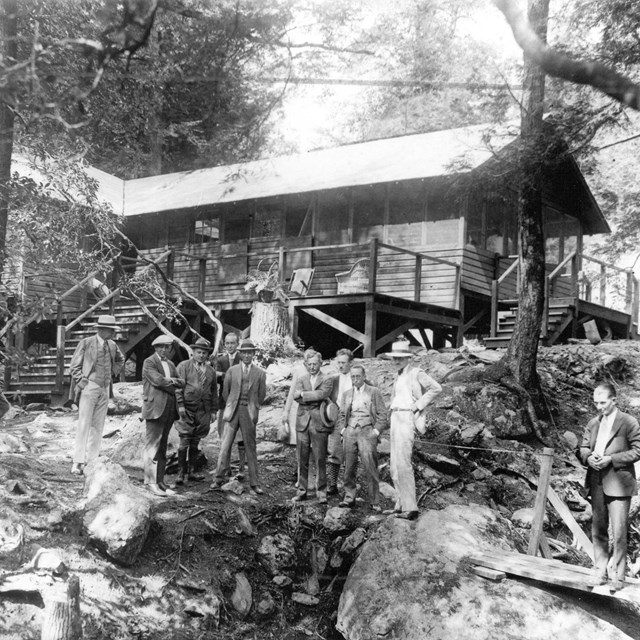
[503,0,549,414]
[0,0,17,280]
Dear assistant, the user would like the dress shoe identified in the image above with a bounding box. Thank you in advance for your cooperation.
[159,484,176,496]
[609,579,624,593]
[250,486,264,495]
[327,486,339,496]
[188,472,206,482]
[147,484,167,497]
[587,574,608,588]
[317,492,327,504]
[71,463,84,476]
[339,500,355,508]
[395,510,419,520]
[291,492,307,503]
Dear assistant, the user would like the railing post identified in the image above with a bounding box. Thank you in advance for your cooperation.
[541,276,550,340]
[490,279,499,338]
[599,263,606,306]
[626,270,633,315]
[368,238,378,294]
[54,302,66,395]
[198,258,207,301]
[570,253,578,298]
[414,255,422,302]
[633,277,640,339]
[165,250,175,296]
[278,246,285,284]
[528,447,554,557]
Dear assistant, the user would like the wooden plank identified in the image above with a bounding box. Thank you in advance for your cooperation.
[298,307,366,343]
[528,448,554,556]
[375,321,416,352]
[472,566,505,582]
[546,487,594,560]
[373,303,460,327]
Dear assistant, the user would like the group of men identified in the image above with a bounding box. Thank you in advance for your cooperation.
[68,315,640,589]
[69,315,266,498]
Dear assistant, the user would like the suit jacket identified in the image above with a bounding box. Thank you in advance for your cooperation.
[176,359,218,413]
[222,363,266,425]
[295,371,333,433]
[579,409,640,497]
[69,334,125,402]
[141,354,180,421]
[216,352,241,405]
[391,366,442,433]
[336,383,388,434]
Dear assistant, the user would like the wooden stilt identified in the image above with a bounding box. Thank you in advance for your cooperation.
[528,448,554,557]
[364,301,377,357]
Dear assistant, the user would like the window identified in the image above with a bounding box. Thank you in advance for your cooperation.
[387,182,425,246]
[316,190,350,244]
[194,217,220,244]
[353,185,385,242]
[285,195,313,237]
[224,208,251,243]
[253,204,282,238]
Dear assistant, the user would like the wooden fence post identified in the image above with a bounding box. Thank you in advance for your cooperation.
[527,447,554,557]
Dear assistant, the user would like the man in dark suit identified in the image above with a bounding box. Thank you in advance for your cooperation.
[579,382,640,592]
[174,338,218,485]
[336,364,388,512]
[69,314,125,475]
[292,350,333,504]
[215,332,245,477]
[212,339,266,495]
[142,334,184,497]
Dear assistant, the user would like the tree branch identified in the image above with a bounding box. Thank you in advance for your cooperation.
[492,0,640,110]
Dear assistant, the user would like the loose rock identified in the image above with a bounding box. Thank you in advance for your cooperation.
[257,533,296,575]
[231,572,252,617]
[292,592,319,606]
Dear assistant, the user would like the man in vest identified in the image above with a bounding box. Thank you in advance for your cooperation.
[69,314,125,475]
[386,339,441,520]
[212,339,267,495]
[336,363,387,512]
[142,334,184,497]
[175,337,218,485]
[215,332,246,478]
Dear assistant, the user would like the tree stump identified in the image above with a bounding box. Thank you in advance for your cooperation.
[41,575,82,640]
[249,302,289,341]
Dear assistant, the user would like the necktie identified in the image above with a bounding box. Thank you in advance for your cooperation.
[197,363,206,387]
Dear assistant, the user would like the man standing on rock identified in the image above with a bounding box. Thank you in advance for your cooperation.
[215,332,246,478]
[326,348,354,495]
[292,350,333,504]
[69,314,125,475]
[579,382,640,592]
[175,338,218,485]
[212,339,266,495]
[336,364,387,512]
[142,334,184,497]
[386,339,441,520]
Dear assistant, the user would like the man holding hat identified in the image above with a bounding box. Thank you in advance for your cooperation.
[69,314,125,475]
[142,334,184,497]
[174,338,218,485]
[386,339,441,520]
[212,339,266,495]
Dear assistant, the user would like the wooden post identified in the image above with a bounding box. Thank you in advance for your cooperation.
[165,250,175,296]
[288,300,298,342]
[41,575,82,640]
[632,276,640,339]
[599,263,606,306]
[53,302,66,396]
[363,300,376,357]
[414,255,422,302]
[198,258,207,301]
[527,447,554,557]
[490,280,499,338]
[368,238,378,294]
[541,275,549,340]
[278,246,286,285]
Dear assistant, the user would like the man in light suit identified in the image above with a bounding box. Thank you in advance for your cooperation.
[69,314,125,475]
[142,334,185,497]
[212,339,266,495]
[579,382,640,592]
[175,338,218,485]
[215,332,245,477]
[292,350,333,504]
[336,364,387,512]
[386,339,441,520]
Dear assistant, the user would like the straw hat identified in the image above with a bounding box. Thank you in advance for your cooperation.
[94,315,119,330]
[385,340,413,358]
[238,339,257,352]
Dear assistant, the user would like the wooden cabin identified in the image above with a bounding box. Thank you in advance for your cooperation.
[6,123,639,399]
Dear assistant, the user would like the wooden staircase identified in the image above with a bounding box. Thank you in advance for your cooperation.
[484,298,575,349]
[7,298,156,402]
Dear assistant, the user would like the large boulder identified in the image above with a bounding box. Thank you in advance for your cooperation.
[82,458,152,565]
[337,504,634,640]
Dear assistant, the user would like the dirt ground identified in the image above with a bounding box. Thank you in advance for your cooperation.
[2,340,640,639]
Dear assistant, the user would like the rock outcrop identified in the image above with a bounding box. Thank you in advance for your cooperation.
[337,504,634,640]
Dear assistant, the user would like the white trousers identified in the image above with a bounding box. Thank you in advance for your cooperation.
[390,411,418,512]
[74,381,109,464]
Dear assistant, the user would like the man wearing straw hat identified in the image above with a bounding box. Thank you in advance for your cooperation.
[212,339,267,495]
[174,337,218,486]
[69,314,125,475]
[142,334,184,497]
[385,338,441,520]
